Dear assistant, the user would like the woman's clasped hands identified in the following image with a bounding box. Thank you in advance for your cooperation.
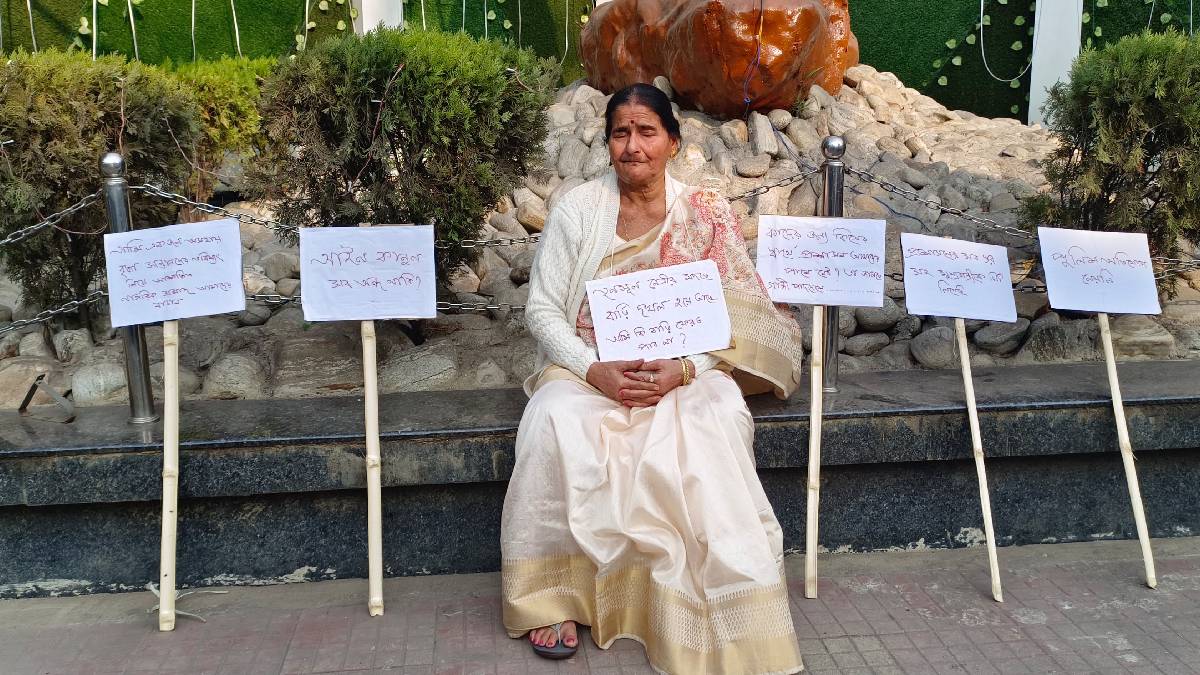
[585,358,688,407]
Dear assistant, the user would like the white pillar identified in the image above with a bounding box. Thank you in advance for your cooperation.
[1028,0,1082,126]
[354,0,404,34]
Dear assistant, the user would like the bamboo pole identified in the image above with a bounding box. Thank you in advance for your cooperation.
[954,318,1004,602]
[805,305,826,599]
[159,320,181,631]
[361,221,385,616]
[362,319,385,615]
[1097,312,1157,588]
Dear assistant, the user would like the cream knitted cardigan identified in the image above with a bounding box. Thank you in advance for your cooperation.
[523,170,718,394]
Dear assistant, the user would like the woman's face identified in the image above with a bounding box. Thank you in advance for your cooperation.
[607,102,679,190]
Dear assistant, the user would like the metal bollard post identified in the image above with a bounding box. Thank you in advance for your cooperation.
[100,152,159,424]
[820,136,846,394]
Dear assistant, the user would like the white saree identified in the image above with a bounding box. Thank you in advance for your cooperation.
[501,176,805,675]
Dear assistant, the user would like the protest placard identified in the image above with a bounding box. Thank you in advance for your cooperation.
[901,233,1017,322]
[104,219,244,328]
[1036,229,1161,588]
[1037,227,1160,315]
[756,216,887,307]
[585,259,731,362]
[299,226,437,321]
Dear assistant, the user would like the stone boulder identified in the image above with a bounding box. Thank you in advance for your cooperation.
[72,362,128,404]
[973,319,1030,356]
[1013,279,1049,319]
[843,332,890,357]
[0,357,67,408]
[0,333,20,360]
[52,329,94,364]
[910,326,956,368]
[276,278,301,298]
[272,329,363,398]
[236,302,274,327]
[149,361,201,397]
[855,297,905,332]
[179,317,238,371]
[509,249,537,286]
[260,252,300,283]
[580,0,858,119]
[1110,314,1175,359]
[18,333,53,359]
[202,352,269,399]
[379,343,459,393]
[1013,313,1099,363]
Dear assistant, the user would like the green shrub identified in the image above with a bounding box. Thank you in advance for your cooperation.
[169,56,277,207]
[1022,30,1200,288]
[246,27,558,278]
[0,49,197,324]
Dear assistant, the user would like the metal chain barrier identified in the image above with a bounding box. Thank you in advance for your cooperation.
[131,184,300,236]
[840,162,1200,280]
[879,272,1046,293]
[438,233,542,249]
[440,167,821,249]
[0,191,104,248]
[247,293,524,313]
[0,290,109,337]
[133,165,824,254]
[731,166,823,203]
[842,166,1034,242]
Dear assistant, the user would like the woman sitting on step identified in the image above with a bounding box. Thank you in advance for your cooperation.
[500,82,806,675]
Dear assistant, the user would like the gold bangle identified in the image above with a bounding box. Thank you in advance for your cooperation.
[680,357,691,385]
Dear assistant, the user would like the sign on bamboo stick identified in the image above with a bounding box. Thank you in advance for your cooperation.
[103,219,244,327]
[158,320,181,630]
[299,225,437,321]
[903,233,1015,602]
[103,219,245,630]
[1038,227,1160,588]
[756,216,887,308]
[804,305,825,599]
[900,233,1017,323]
[1038,227,1161,315]
[754,217,889,599]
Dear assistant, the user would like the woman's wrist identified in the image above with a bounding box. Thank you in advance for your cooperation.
[678,358,693,385]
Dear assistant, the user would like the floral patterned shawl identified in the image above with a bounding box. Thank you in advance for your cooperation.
[574,184,805,399]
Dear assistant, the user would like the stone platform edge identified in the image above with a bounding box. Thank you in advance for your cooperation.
[2,361,1198,508]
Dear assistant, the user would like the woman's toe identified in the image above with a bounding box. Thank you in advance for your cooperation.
[561,622,578,647]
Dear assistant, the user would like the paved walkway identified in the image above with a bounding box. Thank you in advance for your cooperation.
[1,538,1199,675]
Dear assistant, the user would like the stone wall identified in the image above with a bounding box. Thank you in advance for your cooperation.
[2,63,1199,408]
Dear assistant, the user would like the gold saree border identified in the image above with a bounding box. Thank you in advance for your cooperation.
[712,292,804,398]
[502,554,803,675]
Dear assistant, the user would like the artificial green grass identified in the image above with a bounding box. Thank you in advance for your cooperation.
[3,0,1194,117]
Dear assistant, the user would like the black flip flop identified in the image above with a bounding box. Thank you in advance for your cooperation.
[530,622,578,660]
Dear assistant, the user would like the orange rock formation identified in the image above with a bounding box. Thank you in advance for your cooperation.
[580,0,859,120]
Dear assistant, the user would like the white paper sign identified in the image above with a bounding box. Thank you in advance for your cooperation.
[299,226,437,321]
[756,216,887,307]
[901,232,1017,322]
[585,259,731,362]
[1037,227,1161,315]
[104,219,244,328]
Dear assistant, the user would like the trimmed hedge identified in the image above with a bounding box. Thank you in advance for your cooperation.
[246,27,557,279]
[0,49,197,318]
[170,56,277,206]
[1,0,590,81]
[1022,30,1200,291]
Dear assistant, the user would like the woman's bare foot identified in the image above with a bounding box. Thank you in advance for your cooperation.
[529,620,578,649]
